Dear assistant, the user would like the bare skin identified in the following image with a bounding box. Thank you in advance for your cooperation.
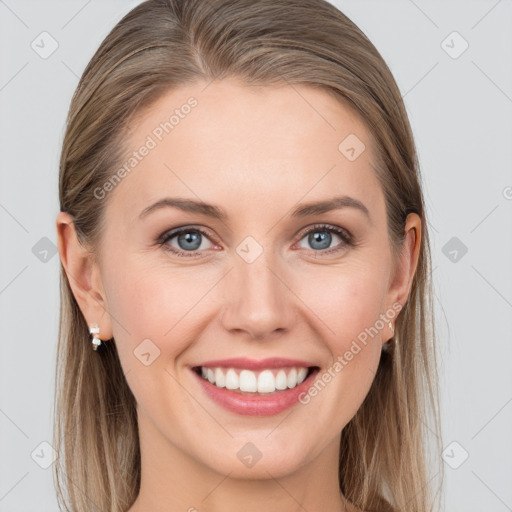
[57,78,421,512]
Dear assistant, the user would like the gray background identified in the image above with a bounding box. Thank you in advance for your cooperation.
[1,0,511,511]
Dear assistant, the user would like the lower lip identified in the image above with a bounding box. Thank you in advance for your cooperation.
[192,368,319,416]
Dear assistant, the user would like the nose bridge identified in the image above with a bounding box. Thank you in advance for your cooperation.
[220,240,295,339]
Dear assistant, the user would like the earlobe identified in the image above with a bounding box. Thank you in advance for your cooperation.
[56,212,113,340]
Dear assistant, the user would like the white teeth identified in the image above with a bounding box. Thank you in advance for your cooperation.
[275,370,288,390]
[215,367,226,388]
[225,369,239,390]
[257,370,275,393]
[297,367,308,384]
[198,366,311,393]
[287,367,297,388]
[239,370,257,392]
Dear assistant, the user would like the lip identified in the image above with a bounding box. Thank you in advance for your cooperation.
[191,363,320,417]
[195,357,316,371]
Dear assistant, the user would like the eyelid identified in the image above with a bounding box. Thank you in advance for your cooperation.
[294,223,353,245]
[158,225,218,244]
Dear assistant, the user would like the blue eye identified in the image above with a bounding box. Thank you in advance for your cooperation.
[158,223,353,258]
[296,224,353,254]
[159,227,215,257]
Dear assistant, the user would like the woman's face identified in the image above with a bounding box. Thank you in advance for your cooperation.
[75,78,417,479]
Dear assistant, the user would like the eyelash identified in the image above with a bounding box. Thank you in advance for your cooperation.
[157,223,354,258]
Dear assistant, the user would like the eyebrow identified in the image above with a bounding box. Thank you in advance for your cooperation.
[139,195,371,222]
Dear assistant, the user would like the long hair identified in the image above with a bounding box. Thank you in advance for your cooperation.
[54,1,442,510]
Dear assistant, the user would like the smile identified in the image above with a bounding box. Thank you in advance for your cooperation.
[196,366,311,393]
[191,357,320,416]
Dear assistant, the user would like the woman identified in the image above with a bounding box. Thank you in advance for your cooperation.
[54,1,442,511]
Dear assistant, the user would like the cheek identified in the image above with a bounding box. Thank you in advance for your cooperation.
[296,259,390,348]
[102,253,236,408]
[291,259,390,418]
[101,256,210,363]
[102,259,209,418]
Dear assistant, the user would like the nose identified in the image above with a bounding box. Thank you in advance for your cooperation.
[219,251,297,341]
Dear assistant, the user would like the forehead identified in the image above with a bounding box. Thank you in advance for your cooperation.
[108,78,384,223]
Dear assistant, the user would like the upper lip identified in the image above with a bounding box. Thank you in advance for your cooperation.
[194,357,318,371]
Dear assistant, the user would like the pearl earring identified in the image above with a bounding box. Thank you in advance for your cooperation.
[388,321,394,337]
[89,323,102,351]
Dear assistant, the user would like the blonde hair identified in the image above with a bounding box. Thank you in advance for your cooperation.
[54,1,442,511]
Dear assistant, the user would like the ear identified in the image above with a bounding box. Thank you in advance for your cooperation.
[56,212,113,340]
[385,212,422,322]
